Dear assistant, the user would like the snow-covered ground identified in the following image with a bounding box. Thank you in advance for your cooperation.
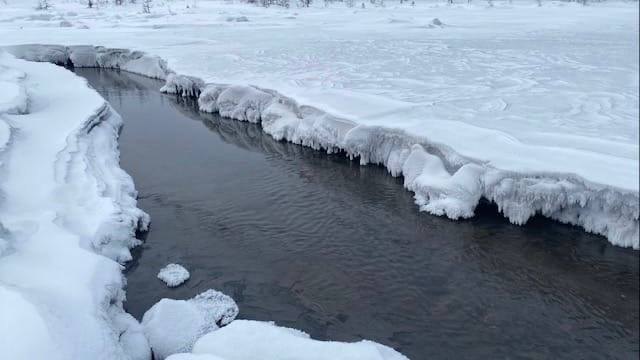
[1,0,636,247]
[0,52,150,360]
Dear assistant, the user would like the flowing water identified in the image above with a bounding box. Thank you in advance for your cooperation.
[75,68,639,360]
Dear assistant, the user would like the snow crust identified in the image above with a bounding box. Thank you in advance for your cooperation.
[141,289,239,360]
[158,263,191,287]
[167,320,409,360]
[1,1,636,248]
[0,52,150,359]
[5,44,170,79]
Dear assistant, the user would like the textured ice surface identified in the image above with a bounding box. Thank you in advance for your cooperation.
[1,0,635,247]
[170,320,409,360]
[142,289,239,360]
[0,52,149,359]
[158,263,191,287]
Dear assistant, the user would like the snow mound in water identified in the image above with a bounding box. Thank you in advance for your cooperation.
[158,263,190,287]
[142,289,239,360]
[166,320,409,360]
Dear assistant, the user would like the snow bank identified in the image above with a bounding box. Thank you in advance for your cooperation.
[142,289,239,360]
[167,320,409,360]
[196,82,640,249]
[158,263,191,287]
[5,42,637,249]
[0,51,150,359]
[5,44,171,79]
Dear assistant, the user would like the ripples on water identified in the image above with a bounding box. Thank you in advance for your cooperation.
[75,68,639,360]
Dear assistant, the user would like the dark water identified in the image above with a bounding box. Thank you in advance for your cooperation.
[75,68,639,360]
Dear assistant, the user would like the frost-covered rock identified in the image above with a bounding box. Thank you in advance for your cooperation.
[158,263,190,287]
[142,289,239,360]
[168,320,409,360]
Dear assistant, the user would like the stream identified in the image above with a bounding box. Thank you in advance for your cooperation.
[75,67,639,360]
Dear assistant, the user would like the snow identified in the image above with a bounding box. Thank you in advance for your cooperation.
[158,263,191,287]
[168,355,226,360]
[0,52,150,359]
[0,2,636,359]
[167,320,409,360]
[0,51,408,360]
[141,289,239,359]
[0,0,635,247]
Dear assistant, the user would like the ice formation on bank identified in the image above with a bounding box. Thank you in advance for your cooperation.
[4,42,637,249]
[195,82,640,249]
[0,51,150,359]
[158,263,191,287]
[142,289,239,360]
[166,320,410,360]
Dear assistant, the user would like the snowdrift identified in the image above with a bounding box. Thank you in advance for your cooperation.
[142,290,239,359]
[168,320,409,360]
[5,43,637,249]
[0,52,150,359]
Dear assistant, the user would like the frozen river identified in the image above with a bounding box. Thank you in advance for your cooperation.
[76,68,639,360]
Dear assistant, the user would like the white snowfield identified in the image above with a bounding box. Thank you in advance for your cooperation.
[0,52,150,360]
[158,263,191,287]
[1,0,636,248]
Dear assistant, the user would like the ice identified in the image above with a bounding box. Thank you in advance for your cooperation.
[168,320,409,360]
[0,52,150,359]
[161,73,205,97]
[0,1,635,247]
[158,263,191,287]
[142,289,239,360]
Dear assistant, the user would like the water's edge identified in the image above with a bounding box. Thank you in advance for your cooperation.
[4,43,638,249]
[77,67,639,359]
